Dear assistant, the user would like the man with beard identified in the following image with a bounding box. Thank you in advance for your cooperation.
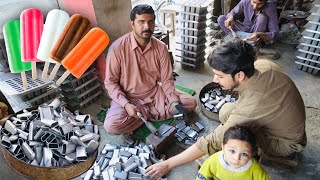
[217,0,279,42]
[145,40,306,179]
[104,4,196,134]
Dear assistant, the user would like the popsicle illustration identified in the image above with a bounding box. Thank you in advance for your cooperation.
[56,27,110,86]
[36,9,69,80]
[49,14,90,80]
[3,20,32,90]
[20,8,44,80]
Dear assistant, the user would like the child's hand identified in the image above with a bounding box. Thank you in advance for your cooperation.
[145,160,171,179]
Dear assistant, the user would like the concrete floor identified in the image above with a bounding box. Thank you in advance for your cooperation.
[1,40,319,180]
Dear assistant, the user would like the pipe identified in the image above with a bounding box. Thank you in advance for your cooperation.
[4,120,18,135]
[28,122,34,141]
[86,140,99,154]
[22,142,35,160]
[62,142,76,155]
[1,135,11,149]
[76,146,87,161]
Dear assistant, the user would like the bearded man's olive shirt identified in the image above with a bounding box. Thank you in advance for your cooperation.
[196,59,306,157]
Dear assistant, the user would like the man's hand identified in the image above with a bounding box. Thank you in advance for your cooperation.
[224,16,235,29]
[243,32,260,42]
[170,101,180,114]
[145,160,171,180]
[124,103,139,119]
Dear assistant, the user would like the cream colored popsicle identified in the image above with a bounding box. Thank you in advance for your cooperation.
[56,27,110,86]
[36,9,69,80]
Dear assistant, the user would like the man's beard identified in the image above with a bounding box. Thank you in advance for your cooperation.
[221,80,239,90]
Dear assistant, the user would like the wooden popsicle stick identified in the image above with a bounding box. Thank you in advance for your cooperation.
[49,63,61,80]
[55,71,70,86]
[41,62,50,80]
[32,62,37,80]
[21,71,28,90]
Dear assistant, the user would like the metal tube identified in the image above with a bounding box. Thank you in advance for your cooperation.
[4,120,18,135]
[9,144,21,154]
[65,152,76,163]
[34,146,43,164]
[79,133,94,142]
[76,146,87,161]
[28,122,34,141]
[86,140,99,154]
[34,128,46,141]
[29,141,44,147]
[17,112,33,118]
[62,142,76,155]
[9,135,19,142]
[43,147,53,167]
[59,123,73,135]
[48,98,61,109]
[41,119,58,128]
[22,142,35,160]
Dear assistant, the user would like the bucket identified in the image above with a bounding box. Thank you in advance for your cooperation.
[199,82,238,122]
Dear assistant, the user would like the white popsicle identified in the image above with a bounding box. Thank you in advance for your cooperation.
[36,9,69,80]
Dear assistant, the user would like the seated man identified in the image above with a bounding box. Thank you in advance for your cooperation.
[145,40,306,179]
[218,0,279,42]
[104,4,197,134]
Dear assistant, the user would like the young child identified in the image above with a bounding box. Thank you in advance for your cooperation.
[196,125,269,180]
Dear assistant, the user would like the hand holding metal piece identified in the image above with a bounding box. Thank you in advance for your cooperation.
[136,112,160,137]
[228,26,238,39]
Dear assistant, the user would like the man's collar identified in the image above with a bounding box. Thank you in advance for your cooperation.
[130,32,138,50]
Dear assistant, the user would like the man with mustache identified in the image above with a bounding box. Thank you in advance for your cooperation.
[146,40,306,179]
[218,0,279,42]
[104,4,196,134]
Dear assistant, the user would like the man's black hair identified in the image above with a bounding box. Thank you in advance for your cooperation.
[223,125,257,153]
[207,40,256,78]
[130,4,155,21]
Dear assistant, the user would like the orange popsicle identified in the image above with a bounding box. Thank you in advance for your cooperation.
[55,27,110,86]
[49,14,90,80]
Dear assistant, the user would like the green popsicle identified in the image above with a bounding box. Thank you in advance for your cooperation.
[3,20,31,90]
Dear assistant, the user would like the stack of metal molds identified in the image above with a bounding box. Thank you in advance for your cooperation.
[0,99,99,167]
[175,0,213,68]
[0,72,60,112]
[57,66,103,110]
[174,114,204,146]
[82,142,167,180]
[296,3,320,74]
[0,38,9,73]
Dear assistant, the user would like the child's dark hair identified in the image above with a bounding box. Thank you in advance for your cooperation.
[223,125,257,153]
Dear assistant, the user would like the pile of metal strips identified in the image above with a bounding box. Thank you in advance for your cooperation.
[173,114,204,145]
[200,87,236,113]
[81,142,167,180]
[0,99,99,167]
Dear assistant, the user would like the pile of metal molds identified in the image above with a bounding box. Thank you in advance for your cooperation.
[82,142,167,180]
[0,38,9,73]
[0,99,99,167]
[175,0,213,68]
[200,87,237,113]
[57,66,103,110]
[296,4,320,74]
[174,114,204,146]
[0,71,59,112]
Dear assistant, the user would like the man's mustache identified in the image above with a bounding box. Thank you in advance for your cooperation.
[142,29,152,34]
